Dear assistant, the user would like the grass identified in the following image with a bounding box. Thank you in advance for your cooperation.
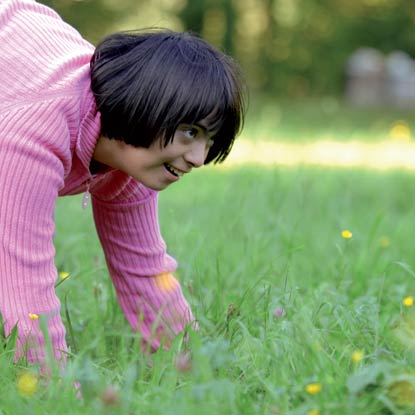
[2,101,415,414]
[246,96,414,142]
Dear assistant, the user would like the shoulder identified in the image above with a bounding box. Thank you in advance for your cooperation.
[0,0,94,100]
[0,0,87,44]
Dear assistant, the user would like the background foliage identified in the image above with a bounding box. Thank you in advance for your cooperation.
[42,0,414,97]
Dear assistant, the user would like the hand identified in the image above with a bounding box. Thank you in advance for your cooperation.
[132,272,196,352]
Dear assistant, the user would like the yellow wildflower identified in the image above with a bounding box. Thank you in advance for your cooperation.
[341,229,352,239]
[379,236,390,248]
[403,297,414,307]
[28,313,39,320]
[59,271,70,280]
[351,350,364,363]
[307,410,320,415]
[390,120,411,142]
[305,382,322,395]
[17,372,39,397]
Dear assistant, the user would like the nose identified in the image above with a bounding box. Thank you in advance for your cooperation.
[184,140,208,168]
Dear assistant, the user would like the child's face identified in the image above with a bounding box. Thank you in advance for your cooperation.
[93,121,215,191]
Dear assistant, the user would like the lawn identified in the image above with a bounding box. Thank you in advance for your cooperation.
[246,97,414,143]
[1,100,415,415]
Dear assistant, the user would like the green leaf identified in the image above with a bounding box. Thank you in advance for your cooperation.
[347,361,392,394]
[395,262,415,279]
[5,323,18,355]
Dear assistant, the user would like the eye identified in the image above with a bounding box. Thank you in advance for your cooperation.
[182,126,199,139]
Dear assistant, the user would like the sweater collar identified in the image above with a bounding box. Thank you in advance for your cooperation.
[75,92,101,172]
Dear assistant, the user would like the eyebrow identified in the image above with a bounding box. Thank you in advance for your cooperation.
[194,123,208,132]
[194,122,217,137]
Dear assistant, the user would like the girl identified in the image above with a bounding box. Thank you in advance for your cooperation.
[0,0,245,367]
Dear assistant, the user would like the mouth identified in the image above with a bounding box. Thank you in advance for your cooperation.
[164,163,184,177]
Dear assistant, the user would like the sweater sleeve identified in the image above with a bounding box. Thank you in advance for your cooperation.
[91,174,195,351]
[0,104,70,365]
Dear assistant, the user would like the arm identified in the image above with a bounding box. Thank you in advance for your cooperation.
[0,104,70,365]
[91,174,195,351]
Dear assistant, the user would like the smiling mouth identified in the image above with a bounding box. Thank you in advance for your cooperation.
[164,163,184,177]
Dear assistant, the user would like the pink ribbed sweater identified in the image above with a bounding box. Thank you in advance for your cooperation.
[0,0,193,364]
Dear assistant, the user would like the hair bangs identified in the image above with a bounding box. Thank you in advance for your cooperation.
[160,54,244,164]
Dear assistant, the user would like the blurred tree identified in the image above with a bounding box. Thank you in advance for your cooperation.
[179,0,205,35]
[42,0,129,44]
[40,0,414,98]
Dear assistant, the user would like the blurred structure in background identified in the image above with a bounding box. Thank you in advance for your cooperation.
[386,51,415,109]
[346,48,415,109]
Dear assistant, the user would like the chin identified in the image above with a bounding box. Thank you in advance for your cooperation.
[141,181,170,191]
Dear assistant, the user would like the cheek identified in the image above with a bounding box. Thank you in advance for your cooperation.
[160,143,186,158]
[123,146,159,167]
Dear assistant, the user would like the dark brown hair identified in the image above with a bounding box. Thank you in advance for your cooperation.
[90,29,246,164]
